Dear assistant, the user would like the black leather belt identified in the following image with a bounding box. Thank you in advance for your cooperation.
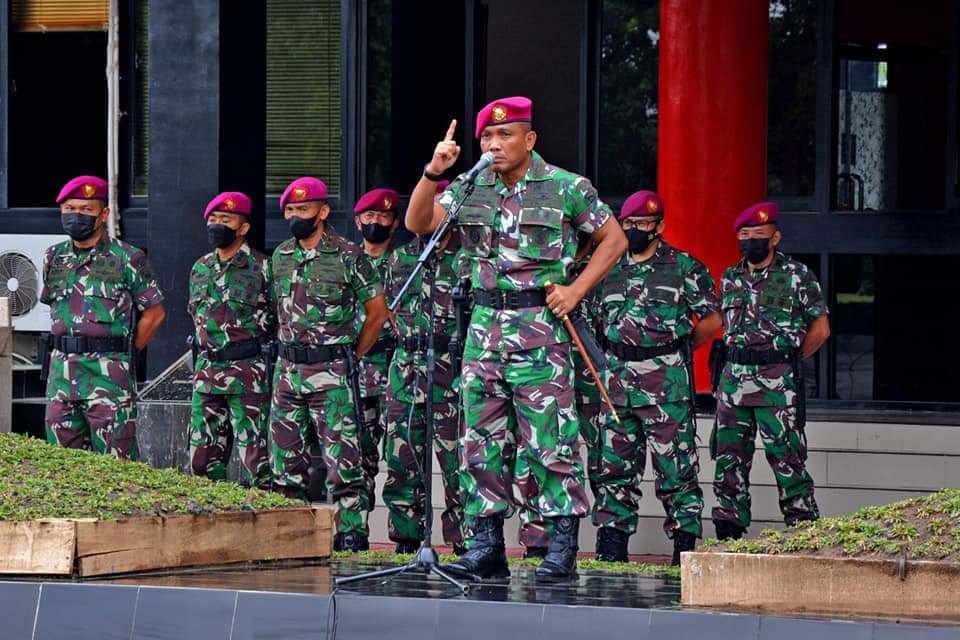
[727,347,795,365]
[54,335,127,354]
[472,289,547,310]
[278,343,350,364]
[365,336,396,357]
[605,339,682,362]
[400,334,453,353]
[204,339,261,362]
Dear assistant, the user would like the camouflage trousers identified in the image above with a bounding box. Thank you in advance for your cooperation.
[518,402,604,548]
[315,395,383,509]
[46,395,138,460]
[382,395,465,546]
[710,400,819,529]
[269,384,368,535]
[189,390,271,488]
[593,401,703,538]
[359,395,384,510]
[460,342,589,521]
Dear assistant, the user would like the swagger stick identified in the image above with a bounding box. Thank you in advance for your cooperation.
[545,282,620,424]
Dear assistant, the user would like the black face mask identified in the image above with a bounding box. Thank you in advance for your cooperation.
[62,213,99,241]
[361,222,392,244]
[626,228,659,254]
[289,215,318,240]
[207,223,237,249]
[739,237,771,264]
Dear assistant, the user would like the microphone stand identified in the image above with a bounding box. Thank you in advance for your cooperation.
[336,179,476,595]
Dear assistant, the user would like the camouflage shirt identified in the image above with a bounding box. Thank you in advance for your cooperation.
[719,251,827,407]
[41,233,164,401]
[385,235,463,404]
[598,241,719,407]
[356,246,395,398]
[188,243,276,395]
[272,228,382,347]
[438,151,612,352]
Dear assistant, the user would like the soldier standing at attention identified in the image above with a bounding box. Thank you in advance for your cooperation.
[352,188,401,511]
[382,190,466,554]
[42,175,166,460]
[269,177,389,551]
[188,192,275,488]
[593,191,721,565]
[405,97,627,582]
[711,202,830,541]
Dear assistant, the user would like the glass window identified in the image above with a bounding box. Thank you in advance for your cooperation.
[767,0,818,199]
[266,0,341,195]
[8,12,107,206]
[834,0,952,211]
[832,254,959,403]
[598,0,658,196]
[364,0,465,192]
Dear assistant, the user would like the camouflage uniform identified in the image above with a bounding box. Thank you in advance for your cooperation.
[439,151,611,522]
[594,242,717,538]
[711,251,826,529]
[188,243,275,487]
[354,248,395,508]
[269,228,382,535]
[41,233,164,460]
[518,264,604,550]
[381,237,465,546]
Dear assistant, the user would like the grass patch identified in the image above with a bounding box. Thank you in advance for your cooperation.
[0,433,300,520]
[333,550,680,578]
[704,488,960,562]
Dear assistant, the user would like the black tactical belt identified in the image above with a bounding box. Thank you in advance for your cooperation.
[400,334,453,353]
[205,339,261,362]
[54,335,128,354]
[605,339,682,362]
[365,336,397,357]
[727,347,795,365]
[278,343,350,364]
[473,289,548,310]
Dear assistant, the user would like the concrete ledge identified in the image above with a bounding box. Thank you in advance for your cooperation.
[0,506,333,577]
[681,551,960,621]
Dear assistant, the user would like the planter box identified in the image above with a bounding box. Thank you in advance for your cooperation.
[682,551,960,621]
[0,506,332,577]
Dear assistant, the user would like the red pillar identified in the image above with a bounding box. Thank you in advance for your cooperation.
[658,0,769,392]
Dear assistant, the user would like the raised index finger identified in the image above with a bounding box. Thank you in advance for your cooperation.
[443,119,457,142]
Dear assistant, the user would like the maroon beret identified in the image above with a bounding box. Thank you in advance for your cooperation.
[619,190,664,222]
[280,177,328,210]
[204,191,252,220]
[475,96,532,138]
[353,188,400,214]
[57,175,107,203]
[734,202,779,231]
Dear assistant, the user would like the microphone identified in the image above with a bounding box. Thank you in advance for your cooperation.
[462,152,495,183]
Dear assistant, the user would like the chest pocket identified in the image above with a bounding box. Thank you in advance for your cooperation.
[758,274,796,330]
[188,268,212,315]
[227,268,262,305]
[81,254,125,323]
[722,289,748,333]
[306,253,348,305]
[518,185,564,261]
[45,259,72,301]
[273,252,298,300]
[459,204,496,257]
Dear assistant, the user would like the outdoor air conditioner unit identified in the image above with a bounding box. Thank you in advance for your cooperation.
[0,234,69,332]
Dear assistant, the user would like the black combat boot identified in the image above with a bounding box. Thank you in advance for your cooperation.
[671,531,697,566]
[394,540,420,554]
[714,519,745,541]
[523,546,549,559]
[535,516,579,582]
[444,517,510,580]
[786,513,818,526]
[334,532,369,552]
[595,527,629,563]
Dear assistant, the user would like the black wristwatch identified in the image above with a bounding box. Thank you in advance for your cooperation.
[423,164,444,181]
